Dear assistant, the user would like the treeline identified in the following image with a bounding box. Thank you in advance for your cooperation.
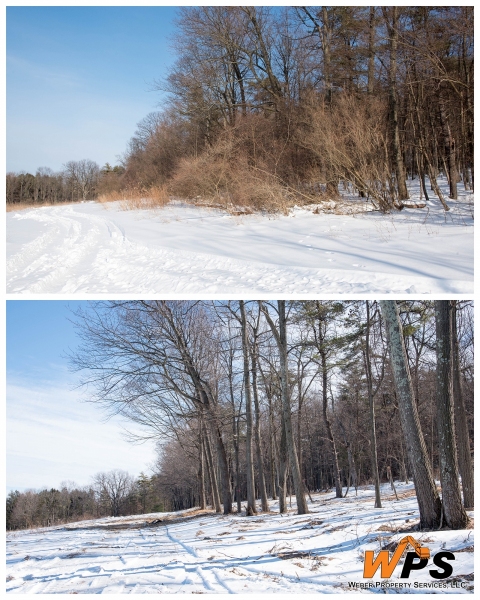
[6,161,124,206]
[69,300,473,530]
[7,8,473,213]
[6,470,175,531]
[118,6,473,211]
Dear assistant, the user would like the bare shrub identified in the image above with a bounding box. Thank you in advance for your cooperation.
[297,93,394,211]
[168,116,317,213]
[169,156,295,214]
[123,110,193,189]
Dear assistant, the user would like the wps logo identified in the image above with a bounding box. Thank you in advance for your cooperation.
[363,536,454,579]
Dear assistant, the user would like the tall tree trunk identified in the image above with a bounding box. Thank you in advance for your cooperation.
[239,301,257,516]
[380,300,441,529]
[451,301,474,509]
[260,301,309,514]
[320,346,343,499]
[299,6,338,197]
[347,442,358,495]
[382,6,409,201]
[270,406,278,501]
[276,301,309,514]
[367,7,376,95]
[258,364,278,501]
[277,417,288,513]
[198,425,206,510]
[234,415,242,513]
[438,92,458,199]
[314,303,343,499]
[228,360,242,514]
[251,331,269,512]
[364,301,382,508]
[213,421,233,515]
[434,301,469,529]
[203,421,222,513]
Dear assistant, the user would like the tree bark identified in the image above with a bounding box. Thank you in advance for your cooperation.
[239,300,257,516]
[382,6,409,201]
[364,301,382,508]
[202,421,222,513]
[380,300,441,529]
[438,92,458,199]
[277,417,288,513]
[228,356,242,513]
[314,303,343,499]
[251,329,269,512]
[367,7,376,95]
[198,425,206,510]
[260,301,309,514]
[213,421,233,515]
[434,301,469,528]
[451,301,474,509]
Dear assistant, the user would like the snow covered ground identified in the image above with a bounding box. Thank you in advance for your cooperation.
[6,179,473,295]
[6,482,474,594]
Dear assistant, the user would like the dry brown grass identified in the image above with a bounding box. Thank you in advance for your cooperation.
[6,200,76,212]
[97,185,170,211]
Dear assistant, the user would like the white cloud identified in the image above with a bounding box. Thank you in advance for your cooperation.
[7,54,84,89]
[6,375,157,492]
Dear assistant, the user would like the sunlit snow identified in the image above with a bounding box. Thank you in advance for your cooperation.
[6,482,473,594]
[6,179,473,294]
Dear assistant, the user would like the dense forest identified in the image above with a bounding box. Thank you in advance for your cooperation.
[7,7,473,212]
[9,299,471,531]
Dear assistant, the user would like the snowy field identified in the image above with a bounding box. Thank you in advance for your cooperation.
[6,179,473,295]
[6,482,474,594]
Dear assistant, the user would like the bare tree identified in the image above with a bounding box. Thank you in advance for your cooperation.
[380,300,441,529]
[71,301,233,515]
[451,301,474,509]
[93,470,134,517]
[63,159,100,201]
[363,301,383,508]
[434,301,469,528]
[260,301,309,515]
[239,300,257,516]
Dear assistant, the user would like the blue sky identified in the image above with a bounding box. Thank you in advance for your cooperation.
[6,6,179,173]
[6,301,157,494]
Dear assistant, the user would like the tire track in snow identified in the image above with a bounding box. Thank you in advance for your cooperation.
[212,567,235,593]
[7,224,59,275]
[8,207,132,293]
[165,525,233,592]
[7,208,101,293]
[6,201,473,294]
[165,525,199,558]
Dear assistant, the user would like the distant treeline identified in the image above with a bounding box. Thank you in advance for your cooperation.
[6,467,197,531]
[6,161,125,206]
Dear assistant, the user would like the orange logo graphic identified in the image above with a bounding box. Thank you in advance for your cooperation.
[363,536,431,578]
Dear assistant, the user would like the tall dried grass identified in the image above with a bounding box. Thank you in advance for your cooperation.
[6,200,81,212]
[97,185,170,210]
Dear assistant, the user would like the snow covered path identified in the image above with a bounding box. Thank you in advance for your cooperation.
[6,483,474,593]
[6,183,473,295]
